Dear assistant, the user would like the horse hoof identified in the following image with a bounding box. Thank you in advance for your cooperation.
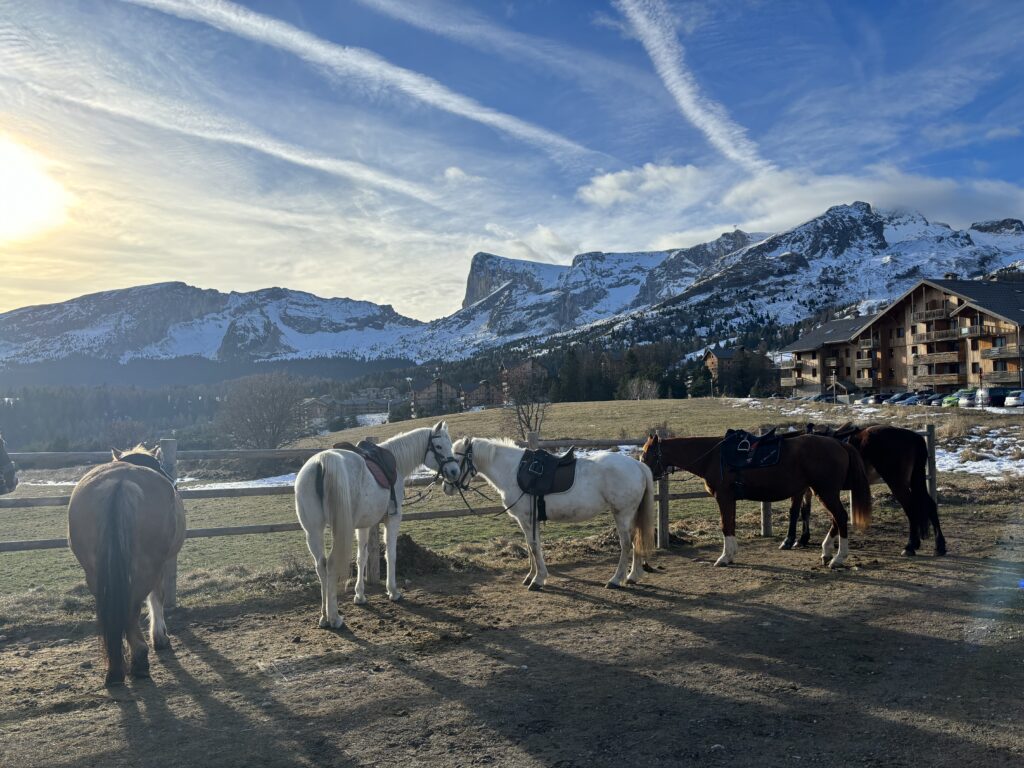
[353,595,368,606]
[798,535,811,548]
[625,577,638,585]
[130,665,150,680]
[388,591,403,603]
[935,538,947,556]
[605,581,622,590]
[104,673,126,688]
[901,548,917,557]
[152,634,170,651]
[828,561,844,570]
[318,616,331,628]
[527,583,543,592]
[522,575,532,586]
[642,561,657,573]
[713,558,729,567]
[779,539,794,550]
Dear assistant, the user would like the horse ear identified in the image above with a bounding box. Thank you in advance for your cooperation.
[432,420,443,432]
[112,448,122,460]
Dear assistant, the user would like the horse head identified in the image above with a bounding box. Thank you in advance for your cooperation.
[425,421,460,484]
[0,434,18,495]
[640,433,668,480]
[443,436,477,496]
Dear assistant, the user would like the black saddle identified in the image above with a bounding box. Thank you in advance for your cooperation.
[721,428,783,471]
[517,447,577,523]
[114,452,174,483]
[332,440,398,488]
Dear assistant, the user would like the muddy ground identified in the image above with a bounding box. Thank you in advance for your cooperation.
[2,505,1023,768]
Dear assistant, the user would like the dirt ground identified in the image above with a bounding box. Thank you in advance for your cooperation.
[2,505,1023,768]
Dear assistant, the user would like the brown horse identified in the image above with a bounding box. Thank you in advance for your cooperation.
[0,433,18,495]
[640,433,871,567]
[68,446,185,686]
[782,424,946,557]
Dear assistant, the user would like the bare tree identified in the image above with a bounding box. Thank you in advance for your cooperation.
[219,372,306,448]
[623,377,660,400]
[503,370,549,441]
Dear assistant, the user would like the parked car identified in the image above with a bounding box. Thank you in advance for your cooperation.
[923,393,948,406]
[861,392,895,404]
[976,387,1014,407]
[942,389,974,407]
[897,394,927,406]
[1004,390,1024,407]
[883,392,914,405]
[958,391,978,408]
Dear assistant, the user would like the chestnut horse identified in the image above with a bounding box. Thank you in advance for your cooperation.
[640,433,871,568]
[782,424,946,557]
[0,433,18,495]
[68,446,185,686]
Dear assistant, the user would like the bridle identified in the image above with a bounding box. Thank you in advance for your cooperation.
[425,428,461,483]
[641,438,672,481]
[447,438,479,493]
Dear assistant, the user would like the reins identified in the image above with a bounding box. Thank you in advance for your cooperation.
[647,436,728,480]
[443,439,527,518]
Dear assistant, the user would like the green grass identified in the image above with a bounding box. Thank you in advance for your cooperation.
[3,397,1021,603]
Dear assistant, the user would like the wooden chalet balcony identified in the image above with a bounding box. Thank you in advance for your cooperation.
[858,338,878,349]
[854,373,877,385]
[778,359,803,370]
[854,357,875,368]
[914,373,966,385]
[780,376,803,388]
[983,370,1023,385]
[912,325,999,344]
[912,351,961,365]
[911,303,953,322]
[824,357,838,368]
[981,344,1021,360]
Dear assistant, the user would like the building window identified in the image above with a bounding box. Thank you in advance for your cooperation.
[845,367,851,377]
[994,360,1008,372]
[811,368,818,377]
[994,336,1007,348]
[972,362,980,373]
[810,352,817,360]
[971,339,979,351]
[911,346,918,354]
[896,327,905,338]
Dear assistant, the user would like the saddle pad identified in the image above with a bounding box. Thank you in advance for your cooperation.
[721,428,783,471]
[332,441,398,490]
[517,448,577,497]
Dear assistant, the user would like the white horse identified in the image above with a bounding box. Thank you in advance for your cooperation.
[294,421,460,629]
[444,437,655,590]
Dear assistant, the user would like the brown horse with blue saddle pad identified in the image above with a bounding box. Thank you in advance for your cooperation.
[641,430,871,568]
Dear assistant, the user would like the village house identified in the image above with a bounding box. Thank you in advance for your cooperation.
[780,275,1024,395]
[459,379,502,410]
[298,395,337,431]
[409,374,461,419]
[703,346,775,393]
[500,358,552,405]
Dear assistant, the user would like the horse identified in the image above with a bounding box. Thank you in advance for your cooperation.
[67,445,185,686]
[294,421,460,629]
[443,437,655,590]
[640,433,871,568]
[0,433,18,495]
[781,424,946,557]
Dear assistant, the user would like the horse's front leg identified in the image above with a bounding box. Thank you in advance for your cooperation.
[147,572,170,650]
[893,485,921,557]
[384,510,402,602]
[530,522,549,590]
[780,493,803,550]
[715,497,738,566]
[799,489,812,547]
[817,492,849,568]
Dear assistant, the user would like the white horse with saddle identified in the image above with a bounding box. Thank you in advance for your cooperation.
[443,437,655,590]
[294,422,460,629]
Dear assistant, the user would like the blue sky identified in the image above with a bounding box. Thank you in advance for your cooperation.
[0,0,1022,319]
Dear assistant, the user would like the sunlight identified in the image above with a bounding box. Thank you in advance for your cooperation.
[0,135,72,244]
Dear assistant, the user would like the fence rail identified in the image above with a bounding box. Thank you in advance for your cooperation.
[0,426,938,609]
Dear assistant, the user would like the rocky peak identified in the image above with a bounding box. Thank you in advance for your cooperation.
[971,219,1024,235]
[461,252,565,308]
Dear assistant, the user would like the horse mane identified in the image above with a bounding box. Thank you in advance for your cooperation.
[380,427,433,475]
[119,443,157,457]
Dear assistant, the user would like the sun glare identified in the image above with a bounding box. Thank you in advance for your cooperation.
[0,135,71,244]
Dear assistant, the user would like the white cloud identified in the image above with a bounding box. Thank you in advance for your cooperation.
[577,162,709,208]
[442,166,483,185]
[123,0,592,162]
[985,126,1021,141]
[613,0,772,173]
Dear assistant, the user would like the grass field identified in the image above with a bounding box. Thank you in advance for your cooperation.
[2,397,1022,603]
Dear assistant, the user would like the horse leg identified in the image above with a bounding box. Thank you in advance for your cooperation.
[891,485,921,557]
[127,601,150,679]
[304,526,334,628]
[326,523,351,625]
[384,513,402,602]
[512,513,538,587]
[817,492,849,568]
[529,522,549,590]
[798,489,812,547]
[353,527,370,606]
[780,493,803,550]
[607,513,632,588]
[147,575,170,650]
[714,498,738,566]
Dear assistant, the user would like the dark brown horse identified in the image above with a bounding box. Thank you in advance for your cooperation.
[0,433,17,496]
[782,424,946,557]
[641,433,871,567]
[68,446,185,686]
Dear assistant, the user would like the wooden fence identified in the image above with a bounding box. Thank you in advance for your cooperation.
[0,426,938,608]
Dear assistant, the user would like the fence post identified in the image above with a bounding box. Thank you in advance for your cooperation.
[365,436,382,583]
[760,501,772,538]
[926,424,937,501]
[159,437,178,610]
[527,431,540,450]
[657,476,670,549]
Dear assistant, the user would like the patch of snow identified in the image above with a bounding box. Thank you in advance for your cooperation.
[356,412,389,427]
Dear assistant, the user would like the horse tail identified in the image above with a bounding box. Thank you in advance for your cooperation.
[319,453,354,579]
[843,444,872,531]
[633,463,656,558]
[911,436,936,539]
[96,479,138,674]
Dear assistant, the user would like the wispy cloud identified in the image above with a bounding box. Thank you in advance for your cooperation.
[121,0,592,162]
[577,162,709,208]
[613,0,773,174]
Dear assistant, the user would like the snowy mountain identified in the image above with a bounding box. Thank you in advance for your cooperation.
[2,202,1023,383]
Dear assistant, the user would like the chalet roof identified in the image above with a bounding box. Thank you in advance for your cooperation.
[704,347,736,360]
[926,278,1024,326]
[781,315,876,353]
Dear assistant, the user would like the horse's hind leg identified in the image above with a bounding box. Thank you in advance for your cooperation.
[304,526,334,628]
[890,484,921,557]
[780,493,803,550]
[512,514,538,587]
[328,522,352,622]
[384,512,402,602]
[127,601,150,679]
[714,498,739,566]
[607,512,632,588]
[817,492,849,568]
[353,527,371,605]
[147,574,170,650]
[798,490,812,547]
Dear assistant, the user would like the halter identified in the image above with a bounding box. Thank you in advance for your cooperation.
[444,438,526,517]
[424,428,460,483]
[641,436,727,481]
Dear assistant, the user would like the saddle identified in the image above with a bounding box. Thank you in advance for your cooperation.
[516,447,577,522]
[332,441,398,490]
[114,452,174,484]
[721,428,783,470]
